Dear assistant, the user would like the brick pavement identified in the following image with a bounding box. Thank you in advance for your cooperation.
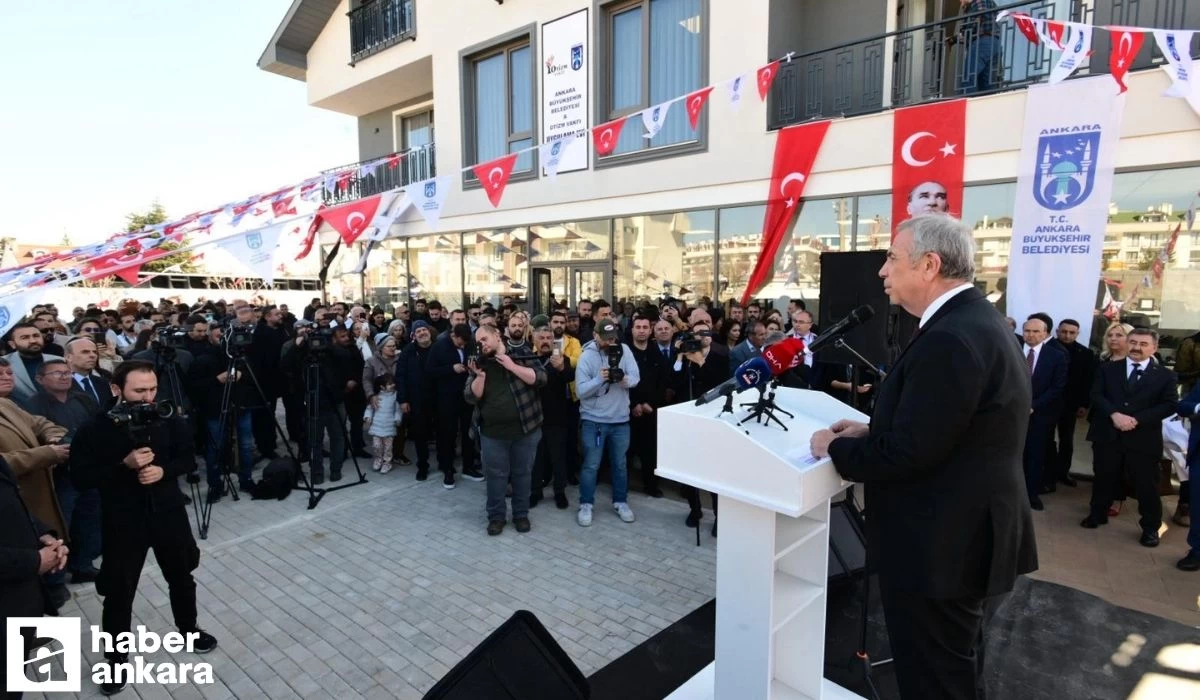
[29,457,718,699]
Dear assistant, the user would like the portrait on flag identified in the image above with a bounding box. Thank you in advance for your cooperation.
[891,100,965,236]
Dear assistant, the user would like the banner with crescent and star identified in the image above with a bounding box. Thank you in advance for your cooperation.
[1006,76,1125,344]
[891,99,965,238]
[740,120,831,305]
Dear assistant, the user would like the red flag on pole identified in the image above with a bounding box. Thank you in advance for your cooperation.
[740,121,831,305]
[1108,27,1146,94]
[891,99,966,238]
[592,116,629,156]
[472,153,520,208]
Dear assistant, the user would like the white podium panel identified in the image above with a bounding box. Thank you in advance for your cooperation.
[657,387,868,700]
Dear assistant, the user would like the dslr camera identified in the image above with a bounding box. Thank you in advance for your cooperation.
[154,326,188,350]
[108,400,175,430]
[603,344,625,384]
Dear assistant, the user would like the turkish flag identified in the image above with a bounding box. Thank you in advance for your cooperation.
[593,116,628,156]
[1044,20,1066,49]
[472,153,520,208]
[295,211,323,261]
[684,86,714,130]
[272,195,297,219]
[1108,28,1146,94]
[320,194,385,245]
[740,120,831,305]
[891,99,966,239]
[1011,13,1040,45]
[756,61,780,100]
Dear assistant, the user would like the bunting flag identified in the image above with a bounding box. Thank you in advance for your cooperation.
[1154,29,1196,98]
[685,86,714,130]
[741,120,831,305]
[756,61,780,100]
[593,116,628,156]
[318,192,394,245]
[1050,22,1093,84]
[407,175,451,230]
[295,211,323,261]
[1108,27,1146,93]
[217,220,289,285]
[472,153,520,208]
[540,132,578,180]
[727,74,747,111]
[642,101,672,139]
[272,195,298,219]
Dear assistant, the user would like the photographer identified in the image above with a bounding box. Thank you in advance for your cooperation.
[249,305,289,460]
[281,323,355,484]
[70,361,216,694]
[574,319,640,528]
[465,325,547,536]
[131,327,195,415]
[673,319,729,534]
[192,314,259,502]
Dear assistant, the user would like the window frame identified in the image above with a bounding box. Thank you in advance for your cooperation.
[459,25,540,190]
[594,0,710,169]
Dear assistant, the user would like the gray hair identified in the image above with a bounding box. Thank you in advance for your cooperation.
[897,215,975,282]
[763,330,787,347]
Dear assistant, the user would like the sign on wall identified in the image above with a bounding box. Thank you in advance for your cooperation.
[541,9,589,175]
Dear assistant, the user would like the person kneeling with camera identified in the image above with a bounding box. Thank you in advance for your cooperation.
[465,325,547,536]
[71,361,216,696]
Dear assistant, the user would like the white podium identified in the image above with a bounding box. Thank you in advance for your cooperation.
[656,387,869,700]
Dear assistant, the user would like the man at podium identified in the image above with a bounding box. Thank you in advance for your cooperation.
[811,215,1037,700]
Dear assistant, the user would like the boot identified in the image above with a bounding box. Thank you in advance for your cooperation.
[1173,501,1190,528]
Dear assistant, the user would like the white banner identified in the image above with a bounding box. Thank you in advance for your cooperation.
[1154,29,1196,99]
[539,132,579,180]
[406,175,451,230]
[642,100,672,139]
[1007,77,1125,343]
[1049,22,1092,84]
[541,9,589,175]
[217,220,287,286]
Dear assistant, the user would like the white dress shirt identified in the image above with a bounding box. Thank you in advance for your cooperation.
[1125,357,1149,379]
[1022,341,1045,372]
[918,283,975,328]
[795,332,816,366]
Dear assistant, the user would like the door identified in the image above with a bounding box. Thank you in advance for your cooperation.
[530,264,609,313]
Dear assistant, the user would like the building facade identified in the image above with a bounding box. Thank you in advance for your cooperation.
[260,0,1200,341]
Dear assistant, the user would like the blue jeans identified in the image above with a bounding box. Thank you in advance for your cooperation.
[206,410,254,486]
[47,471,102,583]
[480,428,541,521]
[579,420,630,506]
[961,35,1001,94]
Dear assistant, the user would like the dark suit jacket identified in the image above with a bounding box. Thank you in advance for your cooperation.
[828,288,1037,599]
[1053,339,1097,411]
[1178,384,1200,471]
[1087,358,1178,456]
[1028,343,1067,422]
[427,336,469,407]
[0,455,50,623]
[728,340,761,373]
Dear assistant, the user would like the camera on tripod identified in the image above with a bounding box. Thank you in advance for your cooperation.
[154,326,189,350]
[223,322,256,354]
[604,344,625,383]
[677,330,711,354]
[306,326,337,352]
[107,400,175,430]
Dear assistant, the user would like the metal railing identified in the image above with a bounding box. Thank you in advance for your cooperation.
[323,143,435,205]
[768,0,1198,129]
[349,0,416,65]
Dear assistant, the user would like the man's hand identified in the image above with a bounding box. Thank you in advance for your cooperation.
[216,371,229,384]
[346,380,358,391]
[600,368,611,381]
[453,363,467,374]
[495,354,517,372]
[641,403,654,414]
[549,353,564,370]
[1077,408,1087,419]
[400,402,411,414]
[137,466,164,485]
[50,444,70,463]
[1112,412,1138,431]
[38,544,66,575]
[39,534,58,547]
[123,447,155,470]
[632,404,643,418]
[830,419,869,439]
[810,429,836,458]
[856,384,873,394]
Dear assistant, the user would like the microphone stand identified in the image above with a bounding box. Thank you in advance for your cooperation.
[831,337,885,413]
[738,379,793,430]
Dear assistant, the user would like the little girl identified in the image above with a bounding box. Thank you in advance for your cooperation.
[364,374,403,473]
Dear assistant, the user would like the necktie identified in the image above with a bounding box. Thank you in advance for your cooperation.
[1026,348,1035,374]
[81,376,98,402]
[1128,364,1144,385]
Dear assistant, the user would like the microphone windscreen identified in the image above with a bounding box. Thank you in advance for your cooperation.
[734,356,771,390]
[762,337,805,375]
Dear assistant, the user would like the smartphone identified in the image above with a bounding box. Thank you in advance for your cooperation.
[91,331,107,347]
[553,339,564,355]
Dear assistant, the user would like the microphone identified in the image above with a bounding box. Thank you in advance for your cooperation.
[806,305,875,354]
[761,336,806,375]
[695,356,771,406]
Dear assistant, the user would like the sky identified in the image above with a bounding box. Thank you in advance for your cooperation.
[0,0,357,245]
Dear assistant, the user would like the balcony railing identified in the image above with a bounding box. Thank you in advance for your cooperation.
[323,143,435,205]
[349,0,416,65]
[768,0,1199,130]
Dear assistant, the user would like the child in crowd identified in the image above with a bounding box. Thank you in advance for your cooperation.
[364,374,403,474]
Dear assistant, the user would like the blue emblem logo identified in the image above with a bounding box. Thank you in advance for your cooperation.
[652,107,661,121]
[246,232,263,250]
[1166,34,1182,62]
[424,181,436,198]
[550,141,563,156]
[0,306,9,332]
[570,44,583,71]
[1034,130,1099,211]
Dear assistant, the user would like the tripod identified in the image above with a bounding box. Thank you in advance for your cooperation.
[302,351,367,508]
[738,379,793,430]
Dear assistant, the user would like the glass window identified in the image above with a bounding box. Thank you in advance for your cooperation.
[365,239,410,309]
[614,210,715,307]
[853,194,893,251]
[464,228,529,307]
[529,219,611,261]
[402,111,433,150]
[406,234,464,308]
[467,37,535,175]
[603,0,704,158]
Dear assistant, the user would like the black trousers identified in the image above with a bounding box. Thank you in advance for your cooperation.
[533,425,568,495]
[1090,444,1162,532]
[252,396,279,454]
[565,401,581,476]
[345,391,367,453]
[407,404,434,470]
[877,579,1002,700]
[629,413,659,492]
[1022,417,1052,501]
[281,387,307,445]
[1051,409,1079,483]
[97,508,200,659]
[436,397,474,474]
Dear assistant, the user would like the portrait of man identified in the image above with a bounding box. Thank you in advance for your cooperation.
[906,181,949,217]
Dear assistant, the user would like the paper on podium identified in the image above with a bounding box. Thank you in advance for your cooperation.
[656,387,868,517]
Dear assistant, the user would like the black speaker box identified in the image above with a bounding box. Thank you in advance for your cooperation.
[819,251,921,367]
[422,610,590,700]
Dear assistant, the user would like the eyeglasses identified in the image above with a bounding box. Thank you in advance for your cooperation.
[43,371,72,378]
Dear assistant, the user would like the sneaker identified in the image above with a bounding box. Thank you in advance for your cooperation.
[487,520,505,536]
[380,463,392,475]
[394,455,412,466]
[577,504,593,527]
[514,517,531,533]
[98,658,128,695]
[443,472,456,490]
[415,468,429,481]
[371,462,382,472]
[181,628,218,654]
[462,467,485,482]
[614,502,636,523]
[554,492,569,509]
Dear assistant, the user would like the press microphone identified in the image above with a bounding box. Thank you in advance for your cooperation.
[761,336,806,375]
[695,356,771,406]
[806,305,875,354]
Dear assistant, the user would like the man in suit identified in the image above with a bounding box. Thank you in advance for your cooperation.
[1082,328,1178,546]
[1046,318,1096,491]
[428,323,481,488]
[1176,383,1200,571]
[6,322,64,407]
[1021,315,1067,510]
[811,215,1037,700]
[729,320,766,371]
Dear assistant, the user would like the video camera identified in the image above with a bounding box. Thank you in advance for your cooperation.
[604,344,625,383]
[676,329,712,354]
[305,325,337,353]
[223,322,256,354]
[107,400,175,430]
[154,326,189,350]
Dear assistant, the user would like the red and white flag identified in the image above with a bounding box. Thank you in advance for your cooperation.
[472,153,520,208]
[593,116,628,156]
[319,193,389,245]
[891,99,966,236]
[685,86,714,130]
[1108,27,1146,94]
[740,120,831,305]
[756,61,780,100]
